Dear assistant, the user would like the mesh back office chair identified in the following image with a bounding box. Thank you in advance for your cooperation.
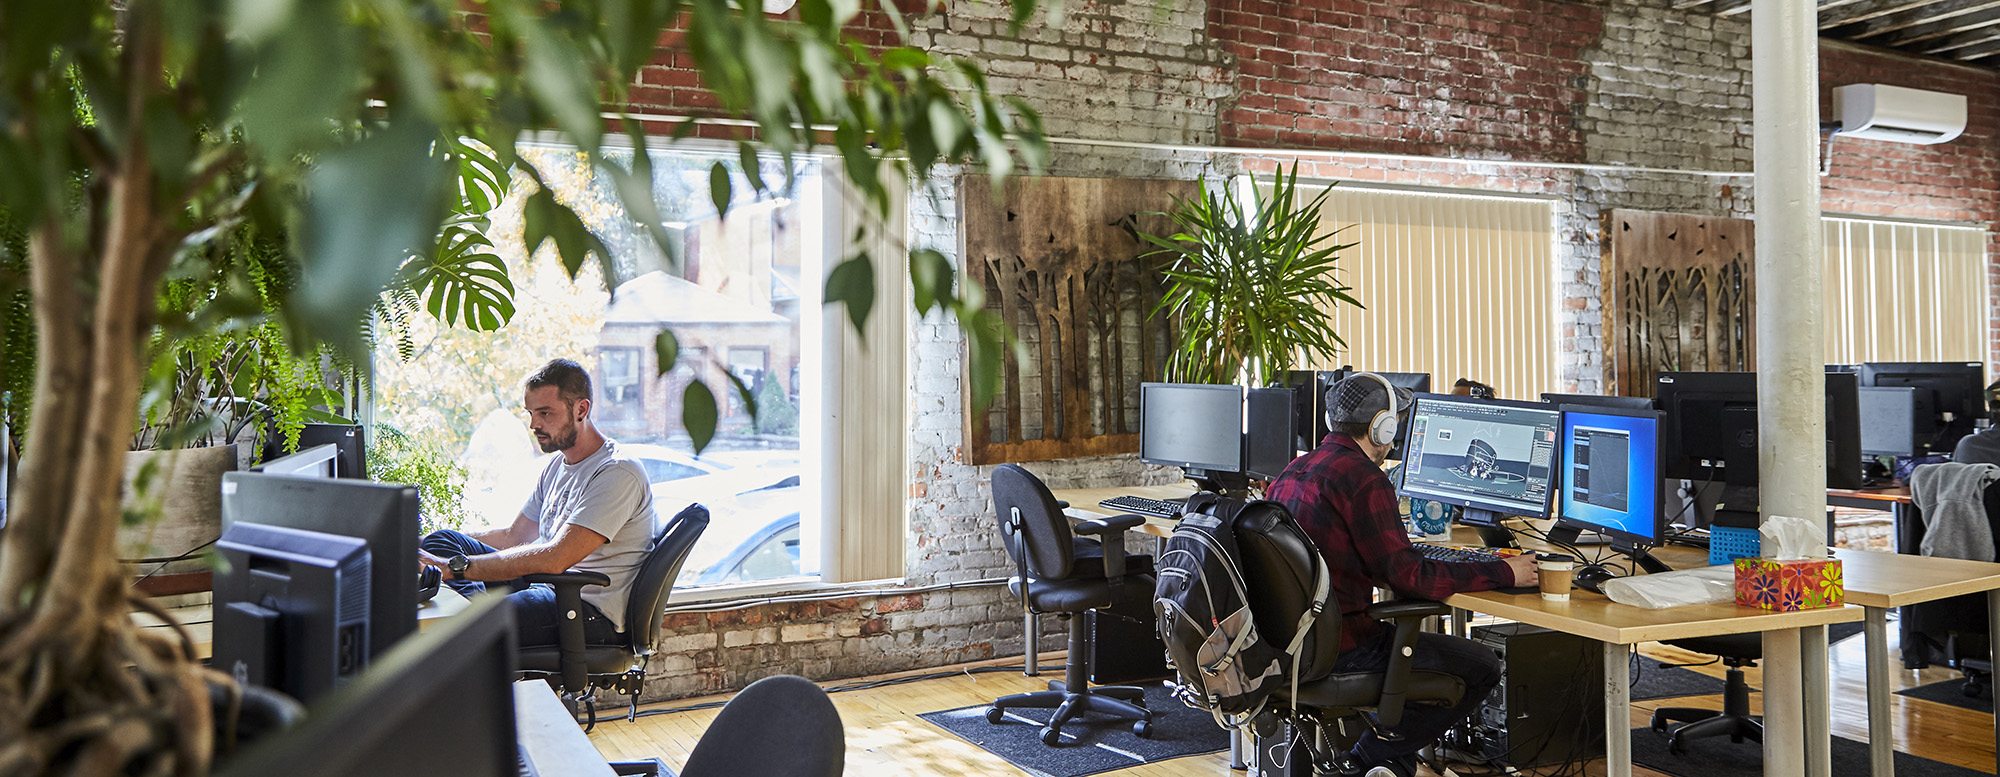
[1649,634,1762,753]
[1901,468,2000,694]
[1226,496,1465,775]
[674,674,845,777]
[986,464,1157,745]
[517,503,709,729]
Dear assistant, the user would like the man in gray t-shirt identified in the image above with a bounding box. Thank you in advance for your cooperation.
[420,359,659,647]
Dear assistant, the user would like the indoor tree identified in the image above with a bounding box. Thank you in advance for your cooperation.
[0,1,1046,774]
[1139,164,1360,387]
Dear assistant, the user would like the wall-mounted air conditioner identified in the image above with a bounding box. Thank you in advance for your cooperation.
[1833,84,1967,145]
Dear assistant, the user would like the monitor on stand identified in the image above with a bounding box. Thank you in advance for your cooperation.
[1139,383,1247,494]
[1551,405,1672,574]
[1244,387,1298,480]
[1857,386,1924,463]
[212,522,374,704]
[1856,362,1986,456]
[1656,371,1864,524]
[1282,369,1348,453]
[1395,394,1562,549]
[1825,371,1864,490]
[254,444,338,478]
[221,473,422,661]
[263,423,368,479]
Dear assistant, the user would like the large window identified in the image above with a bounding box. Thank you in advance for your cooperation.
[1296,184,1559,400]
[1822,217,1988,365]
[374,138,859,591]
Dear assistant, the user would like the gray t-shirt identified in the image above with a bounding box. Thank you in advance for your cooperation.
[1955,427,2000,466]
[520,439,657,632]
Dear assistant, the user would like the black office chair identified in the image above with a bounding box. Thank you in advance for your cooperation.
[1649,633,1762,753]
[518,503,709,730]
[1900,469,2000,694]
[985,463,1157,745]
[1225,495,1464,775]
[674,674,845,777]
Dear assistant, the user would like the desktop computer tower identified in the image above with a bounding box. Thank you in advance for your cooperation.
[1089,592,1171,684]
[1445,623,1604,768]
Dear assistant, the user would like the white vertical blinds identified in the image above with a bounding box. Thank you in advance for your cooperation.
[1294,184,1558,401]
[1822,217,1988,365]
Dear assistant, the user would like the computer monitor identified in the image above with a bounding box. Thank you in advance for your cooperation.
[213,522,373,704]
[1856,362,1985,455]
[262,423,368,479]
[1378,371,1433,395]
[1551,406,1667,564]
[1244,387,1298,480]
[222,472,421,660]
[215,594,520,777]
[1656,371,1866,489]
[1281,369,1347,452]
[255,443,338,478]
[1139,383,1244,476]
[1540,392,1656,412]
[1857,386,1925,457]
[1397,394,1562,545]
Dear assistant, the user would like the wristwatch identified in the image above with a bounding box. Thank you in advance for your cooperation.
[447,554,470,581]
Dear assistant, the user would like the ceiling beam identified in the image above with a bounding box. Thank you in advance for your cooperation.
[1828,0,2000,39]
[1818,0,1958,29]
[1953,36,2000,57]
[1918,23,2000,51]
[1884,5,2000,45]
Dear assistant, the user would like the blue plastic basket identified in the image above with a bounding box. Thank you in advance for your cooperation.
[1709,525,1761,566]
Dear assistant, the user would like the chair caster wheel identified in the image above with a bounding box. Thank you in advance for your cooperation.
[1668,738,1686,756]
[1132,720,1152,738]
[1963,681,1983,698]
[985,706,1004,724]
[1041,727,1064,746]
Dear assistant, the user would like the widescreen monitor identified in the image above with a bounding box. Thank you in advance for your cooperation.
[222,472,422,660]
[255,443,338,478]
[1553,406,1664,549]
[1244,387,1298,480]
[263,423,368,479]
[1281,369,1347,452]
[215,595,520,777]
[1857,362,1985,455]
[1654,371,1864,489]
[1138,383,1244,474]
[1397,394,1561,525]
[213,522,373,704]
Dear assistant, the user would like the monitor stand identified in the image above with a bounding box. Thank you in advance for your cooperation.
[1614,542,1674,575]
[1187,470,1252,499]
[1544,524,1615,546]
[1460,508,1520,550]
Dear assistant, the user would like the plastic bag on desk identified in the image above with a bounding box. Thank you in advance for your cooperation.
[1601,566,1737,609]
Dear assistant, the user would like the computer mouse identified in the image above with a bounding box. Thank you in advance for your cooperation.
[1574,564,1618,594]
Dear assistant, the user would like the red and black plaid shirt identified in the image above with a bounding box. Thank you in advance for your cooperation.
[1266,433,1514,652]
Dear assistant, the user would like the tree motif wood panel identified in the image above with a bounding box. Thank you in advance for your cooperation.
[1601,209,1757,398]
[958,175,1199,465]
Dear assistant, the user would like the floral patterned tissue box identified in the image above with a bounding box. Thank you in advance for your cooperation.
[1734,557,1844,611]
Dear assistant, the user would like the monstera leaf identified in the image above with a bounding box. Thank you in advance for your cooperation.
[403,216,516,331]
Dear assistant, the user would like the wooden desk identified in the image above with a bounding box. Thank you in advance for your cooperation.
[134,586,471,660]
[516,680,618,777]
[1833,548,2000,777]
[1050,484,1194,538]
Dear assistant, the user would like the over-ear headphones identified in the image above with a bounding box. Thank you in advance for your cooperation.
[1358,372,1401,447]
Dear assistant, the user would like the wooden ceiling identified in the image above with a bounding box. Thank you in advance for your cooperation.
[1673,0,2000,67]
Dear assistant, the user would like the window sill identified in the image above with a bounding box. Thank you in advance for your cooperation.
[664,575,907,608]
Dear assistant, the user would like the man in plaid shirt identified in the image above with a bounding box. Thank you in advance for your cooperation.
[1267,374,1538,777]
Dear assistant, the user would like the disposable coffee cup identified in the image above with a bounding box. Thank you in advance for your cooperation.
[1537,553,1576,601]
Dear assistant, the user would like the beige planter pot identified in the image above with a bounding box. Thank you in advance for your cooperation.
[118,444,239,579]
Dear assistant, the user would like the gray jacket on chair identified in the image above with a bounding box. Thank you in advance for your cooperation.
[1911,461,2000,562]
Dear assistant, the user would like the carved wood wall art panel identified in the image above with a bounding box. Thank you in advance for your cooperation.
[958,175,1200,465]
[1601,209,1757,397]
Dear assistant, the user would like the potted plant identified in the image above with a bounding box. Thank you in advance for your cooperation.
[1138,163,1360,387]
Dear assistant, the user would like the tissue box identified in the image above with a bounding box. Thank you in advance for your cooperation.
[1734,558,1844,611]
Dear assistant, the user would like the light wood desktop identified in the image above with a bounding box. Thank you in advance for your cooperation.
[132,585,472,660]
[516,680,618,777]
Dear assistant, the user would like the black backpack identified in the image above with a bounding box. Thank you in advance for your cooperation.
[1154,493,1329,728]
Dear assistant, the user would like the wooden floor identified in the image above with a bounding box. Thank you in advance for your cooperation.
[586,626,1998,776]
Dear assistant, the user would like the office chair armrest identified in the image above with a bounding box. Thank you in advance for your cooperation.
[1073,514,1145,534]
[1364,600,1451,621]
[520,571,611,699]
[1054,500,1070,510]
[1367,598,1449,733]
[1075,515,1144,583]
[521,571,613,587]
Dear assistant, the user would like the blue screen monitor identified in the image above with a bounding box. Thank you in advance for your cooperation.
[1554,405,1664,549]
[1397,394,1562,524]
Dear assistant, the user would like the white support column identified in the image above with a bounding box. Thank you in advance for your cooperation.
[1753,2,1824,776]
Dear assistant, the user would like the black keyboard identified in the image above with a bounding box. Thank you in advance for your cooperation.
[1417,544,1505,564]
[1100,495,1185,518]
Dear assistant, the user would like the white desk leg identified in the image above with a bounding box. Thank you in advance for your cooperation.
[1989,591,2000,774]
[1802,624,1830,777]
[1764,627,1806,777]
[1604,641,1630,777]
[1865,607,1893,777]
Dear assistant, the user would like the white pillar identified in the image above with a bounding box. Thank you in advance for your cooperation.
[1753,1,1824,776]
